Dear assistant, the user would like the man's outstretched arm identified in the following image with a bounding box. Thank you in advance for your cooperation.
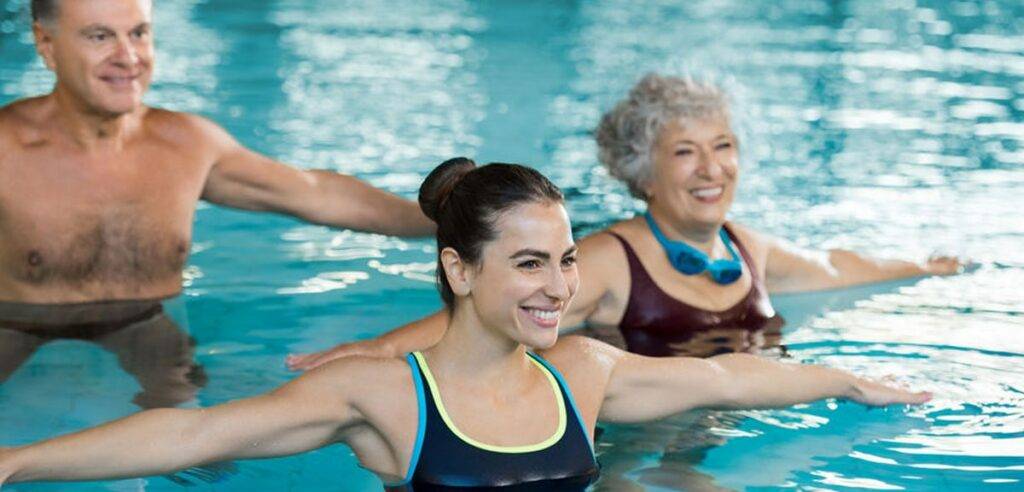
[199,117,433,237]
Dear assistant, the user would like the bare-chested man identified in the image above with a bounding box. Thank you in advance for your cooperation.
[0,0,433,404]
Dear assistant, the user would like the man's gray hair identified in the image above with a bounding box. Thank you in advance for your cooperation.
[31,0,59,26]
[595,73,731,199]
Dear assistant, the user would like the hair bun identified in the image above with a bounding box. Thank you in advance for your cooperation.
[419,157,476,221]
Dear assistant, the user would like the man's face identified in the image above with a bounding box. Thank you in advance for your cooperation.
[34,0,154,116]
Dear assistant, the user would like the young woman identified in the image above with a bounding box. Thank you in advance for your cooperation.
[288,74,961,368]
[0,160,930,490]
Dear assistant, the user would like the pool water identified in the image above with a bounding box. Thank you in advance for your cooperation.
[2,0,1023,490]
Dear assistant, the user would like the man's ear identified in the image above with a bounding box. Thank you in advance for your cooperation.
[33,22,58,72]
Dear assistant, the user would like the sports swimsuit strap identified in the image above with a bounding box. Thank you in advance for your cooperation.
[412,351,568,453]
[383,353,428,487]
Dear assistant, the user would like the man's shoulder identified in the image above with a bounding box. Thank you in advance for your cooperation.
[142,107,232,148]
[0,95,41,115]
[143,106,219,134]
[0,97,50,149]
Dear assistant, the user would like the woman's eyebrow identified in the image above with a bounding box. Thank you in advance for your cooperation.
[510,249,549,260]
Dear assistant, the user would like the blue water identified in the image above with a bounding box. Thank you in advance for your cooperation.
[2,0,1023,490]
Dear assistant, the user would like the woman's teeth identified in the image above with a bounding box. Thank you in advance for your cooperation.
[690,186,723,198]
[525,309,559,321]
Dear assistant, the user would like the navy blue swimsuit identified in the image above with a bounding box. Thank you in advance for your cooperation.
[386,352,600,491]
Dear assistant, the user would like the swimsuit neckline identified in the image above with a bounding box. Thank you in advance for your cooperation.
[411,351,568,454]
[608,223,758,315]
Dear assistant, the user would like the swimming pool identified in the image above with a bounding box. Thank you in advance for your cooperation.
[1,0,1022,489]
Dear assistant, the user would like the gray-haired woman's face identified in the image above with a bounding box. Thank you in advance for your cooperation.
[644,116,739,230]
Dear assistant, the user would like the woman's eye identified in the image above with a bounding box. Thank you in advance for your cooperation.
[561,256,577,268]
[518,260,541,269]
[675,148,693,156]
[715,142,733,150]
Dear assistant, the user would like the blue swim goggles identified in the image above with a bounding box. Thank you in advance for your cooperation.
[644,211,743,285]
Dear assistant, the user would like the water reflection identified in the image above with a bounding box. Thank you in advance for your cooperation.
[0,300,205,409]
[1,0,1022,489]
[580,321,786,359]
[266,0,484,174]
[593,412,751,492]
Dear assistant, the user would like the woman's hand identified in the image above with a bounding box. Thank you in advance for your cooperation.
[846,377,932,407]
[922,255,964,276]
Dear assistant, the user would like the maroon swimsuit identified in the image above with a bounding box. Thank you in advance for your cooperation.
[606,224,783,357]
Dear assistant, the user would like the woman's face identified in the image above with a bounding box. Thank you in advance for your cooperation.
[465,201,579,349]
[645,115,739,230]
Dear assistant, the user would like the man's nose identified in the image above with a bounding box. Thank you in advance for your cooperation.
[110,35,139,67]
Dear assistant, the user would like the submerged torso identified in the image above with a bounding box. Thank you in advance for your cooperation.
[590,223,783,358]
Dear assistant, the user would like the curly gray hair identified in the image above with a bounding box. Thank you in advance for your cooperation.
[595,73,731,199]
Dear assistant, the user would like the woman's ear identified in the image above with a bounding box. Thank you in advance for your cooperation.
[441,247,472,297]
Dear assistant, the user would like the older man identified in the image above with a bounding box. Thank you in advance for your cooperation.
[1,0,433,305]
[0,0,432,402]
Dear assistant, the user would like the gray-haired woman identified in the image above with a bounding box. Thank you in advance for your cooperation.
[288,73,961,368]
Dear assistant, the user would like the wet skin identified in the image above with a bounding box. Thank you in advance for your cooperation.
[0,0,431,305]
[0,101,208,303]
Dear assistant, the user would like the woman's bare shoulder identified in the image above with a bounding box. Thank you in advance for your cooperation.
[299,354,416,400]
[725,221,774,264]
[578,219,641,267]
[541,335,623,375]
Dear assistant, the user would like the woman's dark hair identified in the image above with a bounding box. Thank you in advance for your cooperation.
[420,157,564,308]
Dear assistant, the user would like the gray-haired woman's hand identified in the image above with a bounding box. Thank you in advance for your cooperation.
[0,446,14,487]
[923,255,966,276]
[847,377,932,407]
[286,339,389,371]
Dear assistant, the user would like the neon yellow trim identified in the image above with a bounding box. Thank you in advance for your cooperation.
[412,351,567,454]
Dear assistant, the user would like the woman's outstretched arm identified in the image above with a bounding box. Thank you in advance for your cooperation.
[725,223,962,294]
[559,337,932,424]
[762,234,960,294]
[0,362,364,485]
